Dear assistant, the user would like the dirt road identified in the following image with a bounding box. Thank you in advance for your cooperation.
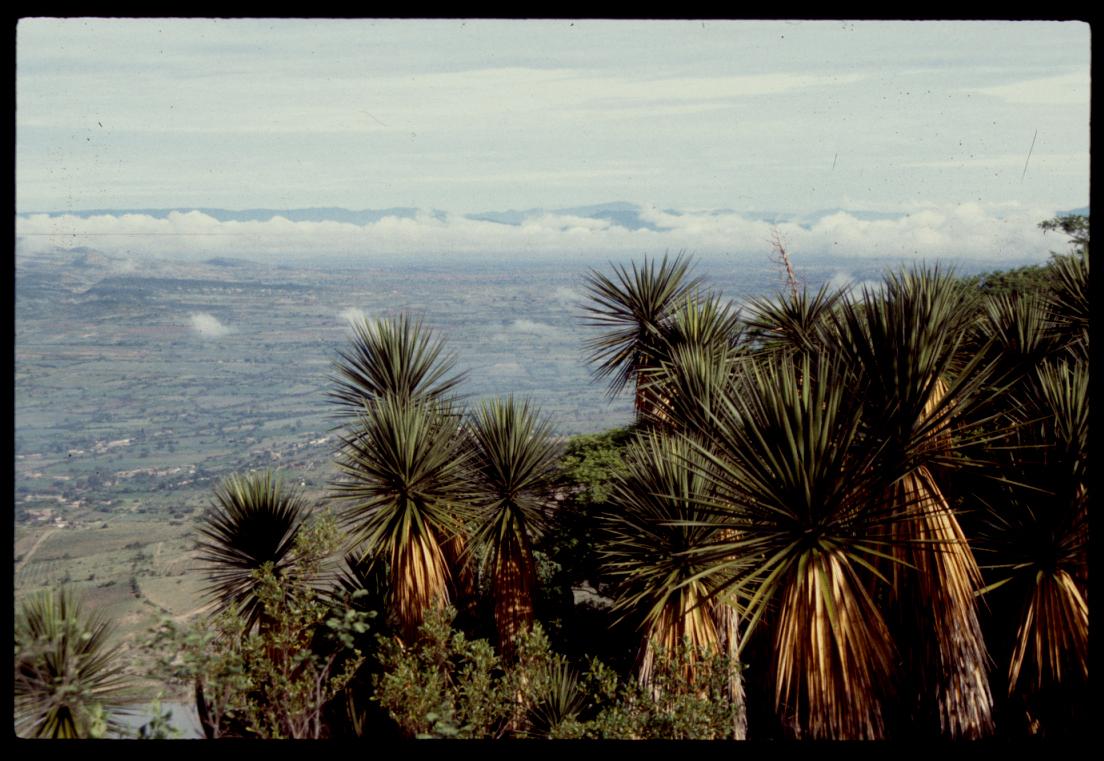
[15,527,58,576]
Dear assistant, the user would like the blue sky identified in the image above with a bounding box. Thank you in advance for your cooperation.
[15,18,1090,262]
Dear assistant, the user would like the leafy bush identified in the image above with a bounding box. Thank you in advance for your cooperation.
[150,512,373,739]
[555,426,634,507]
[374,605,523,738]
[373,606,743,740]
[575,644,744,740]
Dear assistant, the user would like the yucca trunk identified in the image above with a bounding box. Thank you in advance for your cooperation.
[773,548,894,740]
[878,374,995,738]
[890,466,994,738]
[638,582,720,693]
[714,600,748,740]
[492,531,536,659]
[392,529,452,641]
[441,532,479,626]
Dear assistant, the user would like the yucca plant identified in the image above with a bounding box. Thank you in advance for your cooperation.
[602,432,745,736]
[465,396,562,657]
[965,291,1059,419]
[14,587,130,738]
[638,291,744,433]
[1046,249,1089,363]
[652,291,744,367]
[582,253,702,417]
[642,341,739,441]
[521,657,587,738]
[833,267,995,739]
[742,282,844,356]
[329,313,466,418]
[333,396,471,640]
[332,550,390,616]
[196,470,311,632]
[973,358,1088,735]
[686,350,899,740]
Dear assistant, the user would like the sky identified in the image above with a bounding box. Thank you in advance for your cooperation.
[15,18,1091,262]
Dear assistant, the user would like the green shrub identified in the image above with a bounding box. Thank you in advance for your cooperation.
[149,512,372,739]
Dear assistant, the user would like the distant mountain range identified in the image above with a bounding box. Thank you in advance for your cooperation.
[17,202,1088,240]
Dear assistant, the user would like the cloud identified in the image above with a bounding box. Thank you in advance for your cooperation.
[486,360,526,377]
[825,270,883,300]
[15,201,1065,265]
[490,319,567,344]
[339,307,367,326]
[16,20,1087,217]
[551,286,585,306]
[825,271,856,291]
[190,312,230,337]
[509,319,563,338]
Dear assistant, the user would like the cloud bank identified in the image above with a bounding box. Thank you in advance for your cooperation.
[16,202,1069,265]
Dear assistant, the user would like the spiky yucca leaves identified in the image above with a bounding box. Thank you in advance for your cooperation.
[834,268,983,465]
[196,471,310,632]
[743,283,844,356]
[974,359,1088,732]
[332,551,390,618]
[582,253,702,415]
[642,342,739,440]
[329,314,466,418]
[522,657,587,738]
[653,291,744,366]
[967,291,1058,421]
[603,433,744,723]
[1035,360,1089,494]
[1046,249,1088,361]
[688,351,898,739]
[466,397,562,657]
[981,292,1057,371]
[15,587,130,738]
[835,267,995,738]
[638,292,744,432]
[333,396,471,640]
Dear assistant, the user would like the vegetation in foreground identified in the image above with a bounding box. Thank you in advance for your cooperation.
[14,216,1088,740]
